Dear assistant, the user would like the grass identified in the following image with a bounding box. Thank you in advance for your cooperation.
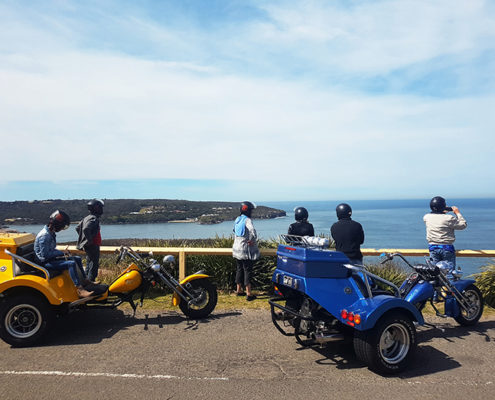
[119,289,495,318]
[118,290,271,312]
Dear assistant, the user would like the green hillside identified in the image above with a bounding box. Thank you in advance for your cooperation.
[0,199,286,225]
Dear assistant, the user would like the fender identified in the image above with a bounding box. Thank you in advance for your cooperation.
[0,275,75,306]
[452,279,476,292]
[172,273,210,306]
[352,296,425,331]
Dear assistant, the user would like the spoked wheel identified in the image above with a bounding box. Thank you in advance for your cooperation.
[178,279,217,319]
[0,295,53,347]
[454,284,484,326]
[354,312,416,374]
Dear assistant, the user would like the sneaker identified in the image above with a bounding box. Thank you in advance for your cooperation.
[236,292,246,297]
[77,287,95,298]
[246,295,257,301]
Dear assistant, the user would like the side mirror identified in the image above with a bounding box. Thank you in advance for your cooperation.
[163,255,175,264]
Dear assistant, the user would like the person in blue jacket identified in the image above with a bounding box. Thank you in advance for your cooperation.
[34,210,94,298]
[232,201,260,301]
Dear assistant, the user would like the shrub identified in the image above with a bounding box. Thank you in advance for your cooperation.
[366,261,408,288]
[472,263,495,308]
[97,236,279,290]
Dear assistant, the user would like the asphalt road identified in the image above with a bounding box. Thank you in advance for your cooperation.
[0,305,494,400]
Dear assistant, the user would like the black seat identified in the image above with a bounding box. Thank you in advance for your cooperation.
[14,244,63,279]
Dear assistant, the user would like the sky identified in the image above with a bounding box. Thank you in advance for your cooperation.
[0,0,494,202]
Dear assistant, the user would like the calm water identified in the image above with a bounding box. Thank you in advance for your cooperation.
[10,199,495,275]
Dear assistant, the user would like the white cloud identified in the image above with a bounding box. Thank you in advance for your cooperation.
[255,0,495,74]
[0,0,494,200]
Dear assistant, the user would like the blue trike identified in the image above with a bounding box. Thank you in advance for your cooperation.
[269,235,484,375]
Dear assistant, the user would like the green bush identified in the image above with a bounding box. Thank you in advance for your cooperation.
[184,236,278,291]
[366,262,408,288]
[472,264,495,308]
[97,237,495,305]
[98,236,279,290]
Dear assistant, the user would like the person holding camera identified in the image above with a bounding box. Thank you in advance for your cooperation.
[423,196,467,267]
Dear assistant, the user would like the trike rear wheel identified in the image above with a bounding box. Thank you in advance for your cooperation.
[354,311,416,375]
[178,279,217,319]
[0,294,53,347]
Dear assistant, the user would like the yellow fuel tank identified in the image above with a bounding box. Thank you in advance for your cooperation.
[109,263,142,294]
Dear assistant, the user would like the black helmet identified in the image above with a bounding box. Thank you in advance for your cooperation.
[88,199,104,216]
[49,210,70,231]
[294,207,308,221]
[240,201,256,217]
[430,196,447,213]
[336,203,352,220]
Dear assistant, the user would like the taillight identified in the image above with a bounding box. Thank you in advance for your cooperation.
[341,309,361,326]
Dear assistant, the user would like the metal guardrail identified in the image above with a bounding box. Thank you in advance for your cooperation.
[60,245,495,280]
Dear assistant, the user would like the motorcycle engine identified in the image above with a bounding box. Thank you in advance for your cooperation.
[298,298,315,334]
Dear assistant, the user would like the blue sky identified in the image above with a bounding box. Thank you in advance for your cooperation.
[0,0,494,202]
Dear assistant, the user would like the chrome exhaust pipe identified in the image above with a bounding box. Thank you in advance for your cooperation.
[312,332,345,343]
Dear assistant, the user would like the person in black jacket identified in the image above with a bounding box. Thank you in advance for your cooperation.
[288,207,315,236]
[330,203,364,264]
[76,199,104,282]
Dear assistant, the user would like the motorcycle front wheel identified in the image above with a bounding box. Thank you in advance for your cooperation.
[454,284,484,326]
[178,279,217,319]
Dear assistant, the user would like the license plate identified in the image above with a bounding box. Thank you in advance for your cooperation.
[283,275,293,287]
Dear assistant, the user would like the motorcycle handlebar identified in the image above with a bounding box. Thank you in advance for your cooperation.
[380,253,393,264]
[380,252,415,269]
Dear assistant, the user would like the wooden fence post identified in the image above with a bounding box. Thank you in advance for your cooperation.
[179,250,186,281]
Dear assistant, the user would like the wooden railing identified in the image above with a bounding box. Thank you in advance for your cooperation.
[61,245,495,280]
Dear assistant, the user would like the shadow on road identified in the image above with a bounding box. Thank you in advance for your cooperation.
[302,340,462,377]
[37,308,242,347]
[298,320,495,377]
[418,319,495,343]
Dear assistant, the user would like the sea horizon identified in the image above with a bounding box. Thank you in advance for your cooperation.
[5,198,494,276]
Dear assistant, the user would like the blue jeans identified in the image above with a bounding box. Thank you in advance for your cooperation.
[429,246,456,267]
[45,256,85,287]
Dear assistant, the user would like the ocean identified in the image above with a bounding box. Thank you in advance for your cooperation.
[9,198,495,276]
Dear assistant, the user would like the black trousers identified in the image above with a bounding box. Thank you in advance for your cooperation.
[235,259,254,286]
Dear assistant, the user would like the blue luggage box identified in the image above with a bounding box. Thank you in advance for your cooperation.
[276,244,350,278]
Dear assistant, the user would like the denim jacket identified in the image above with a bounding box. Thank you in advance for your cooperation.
[34,225,64,263]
